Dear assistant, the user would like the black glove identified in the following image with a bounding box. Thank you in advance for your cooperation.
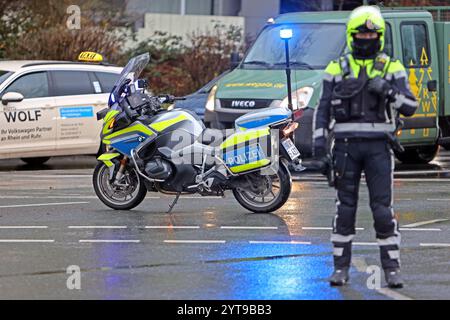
[312,137,329,176]
[368,76,397,99]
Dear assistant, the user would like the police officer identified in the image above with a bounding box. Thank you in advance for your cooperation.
[313,6,418,288]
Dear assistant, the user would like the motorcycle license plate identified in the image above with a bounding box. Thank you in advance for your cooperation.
[281,138,300,160]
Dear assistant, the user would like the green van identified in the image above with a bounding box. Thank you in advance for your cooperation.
[204,7,450,164]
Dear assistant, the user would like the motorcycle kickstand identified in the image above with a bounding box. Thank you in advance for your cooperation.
[167,192,181,213]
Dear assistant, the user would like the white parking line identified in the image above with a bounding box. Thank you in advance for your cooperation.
[0,196,98,199]
[399,228,441,231]
[0,201,89,208]
[145,226,200,229]
[8,175,91,178]
[396,170,450,175]
[302,227,364,231]
[249,240,311,245]
[79,239,140,243]
[401,219,449,228]
[220,226,278,230]
[353,242,378,246]
[0,239,54,243]
[180,196,223,199]
[0,226,48,229]
[420,243,450,247]
[68,226,127,229]
[164,240,226,244]
[395,178,450,182]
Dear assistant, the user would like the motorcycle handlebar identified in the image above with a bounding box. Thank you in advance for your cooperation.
[158,94,186,104]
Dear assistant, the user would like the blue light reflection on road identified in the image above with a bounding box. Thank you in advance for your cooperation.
[205,242,344,300]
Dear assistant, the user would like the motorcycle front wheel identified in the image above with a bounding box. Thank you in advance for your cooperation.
[93,162,147,210]
[233,161,292,213]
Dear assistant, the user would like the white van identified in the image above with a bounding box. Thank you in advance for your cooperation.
[0,61,122,165]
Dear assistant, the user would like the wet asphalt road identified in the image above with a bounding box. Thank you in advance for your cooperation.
[0,150,449,300]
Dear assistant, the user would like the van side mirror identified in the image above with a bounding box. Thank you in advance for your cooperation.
[427,80,437,92]
[1,92,24,105]
[230,52,241,70]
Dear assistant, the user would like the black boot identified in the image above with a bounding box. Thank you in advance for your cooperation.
[329,267,349,286]
[384,268,404,289]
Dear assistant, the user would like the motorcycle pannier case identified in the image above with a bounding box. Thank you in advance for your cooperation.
[219,128,275,174]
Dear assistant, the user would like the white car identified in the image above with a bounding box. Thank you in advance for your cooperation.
[0,60,122,165]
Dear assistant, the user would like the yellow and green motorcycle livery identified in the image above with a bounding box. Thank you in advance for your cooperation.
[93,53,300,213]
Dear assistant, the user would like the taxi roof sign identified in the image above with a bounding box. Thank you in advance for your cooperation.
[78,52,103,63]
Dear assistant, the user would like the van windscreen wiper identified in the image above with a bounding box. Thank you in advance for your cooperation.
[242,60,272,68]
[274,61,314,70]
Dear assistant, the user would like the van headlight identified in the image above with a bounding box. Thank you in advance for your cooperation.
[280,87,314,110]
[206,85,218,111]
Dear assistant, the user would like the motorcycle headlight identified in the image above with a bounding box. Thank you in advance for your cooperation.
[206,85,218,111]
[280,87,314,110]
[167,104,174,111]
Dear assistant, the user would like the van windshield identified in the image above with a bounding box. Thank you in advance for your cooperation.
[242,23,346,70]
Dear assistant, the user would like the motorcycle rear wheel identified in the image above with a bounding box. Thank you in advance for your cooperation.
[233,161,291,213]
[93,162,147,210]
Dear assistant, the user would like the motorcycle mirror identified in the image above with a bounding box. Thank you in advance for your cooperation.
[135,79,148,90]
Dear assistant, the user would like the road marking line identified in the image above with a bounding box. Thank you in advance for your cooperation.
[420,243,450,247]
[79,239,140,243]
[399,228,441,231]
[0,201,89,209]
[427,199,450,201]
[300,197,336,200]
[179,196,223,199]
[68,226,127,229]
[401,219,449,228]
[0,196,98,199]
[302,227,364,231]
[164,240,226,244]
[0,226,48,229]
[352,257,413,301]
[220,226,278,230]
[145,226,200,229]
[249,240,311,245]
[0,239,54,243]
[396,170,450,175]
[353,242,378,246]
[394,179,450,182]
[8,175,92,178]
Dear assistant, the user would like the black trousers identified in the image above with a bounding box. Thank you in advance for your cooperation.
[331,139,401,270]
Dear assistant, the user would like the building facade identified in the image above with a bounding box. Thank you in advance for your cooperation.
[125,0,281,42]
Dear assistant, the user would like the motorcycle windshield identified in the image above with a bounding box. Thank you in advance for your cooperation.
[111,53,150,101]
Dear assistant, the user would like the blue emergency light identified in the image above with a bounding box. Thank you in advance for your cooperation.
[279,28,293,40]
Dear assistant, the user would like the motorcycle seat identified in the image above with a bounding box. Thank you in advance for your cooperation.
[198,128,232,147]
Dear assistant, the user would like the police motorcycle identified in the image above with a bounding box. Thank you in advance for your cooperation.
[93,53,302,213]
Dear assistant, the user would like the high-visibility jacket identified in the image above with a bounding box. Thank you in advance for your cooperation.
[313,53,417,147]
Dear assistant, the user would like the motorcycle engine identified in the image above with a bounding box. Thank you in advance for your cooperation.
[145,158,173,180]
